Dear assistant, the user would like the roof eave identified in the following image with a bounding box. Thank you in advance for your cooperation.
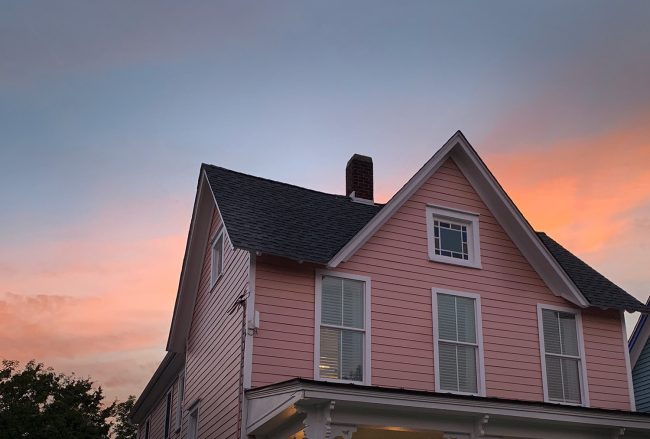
[328,131,589,308]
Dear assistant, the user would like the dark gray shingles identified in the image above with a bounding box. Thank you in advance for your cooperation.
[203,164,382,264]
[537,232,648,312]
[202,163,647,312]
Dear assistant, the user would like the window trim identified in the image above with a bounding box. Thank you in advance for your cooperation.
[536,303,590,407]
[210,227,225,287]
[187,400,200,439]
[425,205,481,269]
[314,269,372,385]
[432,288,486,397]
[163,390,172,438]
[175,370,185,432]
[144,418,150,439]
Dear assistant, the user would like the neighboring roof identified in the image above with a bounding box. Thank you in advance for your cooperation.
[202,164,383,264]
[131,352,184,424]
[629,298,650,368]
[538,232,649,313]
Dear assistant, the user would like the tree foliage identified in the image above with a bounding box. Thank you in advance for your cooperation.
[0,360,137,439]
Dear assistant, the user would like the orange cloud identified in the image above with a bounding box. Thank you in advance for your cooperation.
[484,114,650,255]
[0,198,188,401]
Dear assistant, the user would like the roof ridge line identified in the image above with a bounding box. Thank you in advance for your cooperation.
[202,163,358,200]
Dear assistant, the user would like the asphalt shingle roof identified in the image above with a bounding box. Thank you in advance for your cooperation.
[203,164,383,264]
[204,164,648,312]
[537,232,648,313]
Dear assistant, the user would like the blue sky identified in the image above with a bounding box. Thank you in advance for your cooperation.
[1,0,649,401]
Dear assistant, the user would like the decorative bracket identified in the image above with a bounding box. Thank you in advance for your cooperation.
[299,400,336,439]
[331,424,357,439]
[474,415,489,437]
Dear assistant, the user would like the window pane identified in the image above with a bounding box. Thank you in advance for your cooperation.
[562,358,582,403]
[319,327,341,379]
[439,342,458,392]
[456,297,476,344]
[342,279,364,329]
[545,355,564,401]
[457,345,478,393]
[438,294,457,341]
[559,312,579,356]
[542,309,562,355]
[321,276,343,326]
[440,227,463,253]
[341,330,363,381]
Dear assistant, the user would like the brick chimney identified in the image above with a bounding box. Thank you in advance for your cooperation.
[346,154,373,201]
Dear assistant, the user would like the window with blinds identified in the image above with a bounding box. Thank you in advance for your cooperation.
[435,292,482,395]
[318,275,366,382]
[211,230,224,286]
[539,308,585,404]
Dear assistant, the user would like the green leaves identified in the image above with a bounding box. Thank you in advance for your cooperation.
[0,360,136,439]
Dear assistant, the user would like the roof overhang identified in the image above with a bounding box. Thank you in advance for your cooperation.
[328,131,589,308]
[130,352,184,424]
[246,379,650,438]
[166,169,237,352]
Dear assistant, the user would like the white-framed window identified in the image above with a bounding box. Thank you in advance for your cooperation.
[315,270,371,385]
[163,390,172,438]
[425,205,481,269]
[210,228,225,286]
[432,289,485,396]
[188,403,199,439]
[176,371,185,432]
[537,304,589,406]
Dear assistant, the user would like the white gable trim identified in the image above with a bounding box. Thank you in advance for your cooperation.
[166,169,237,352]
[327,131,589,308]
[630,313,650,368]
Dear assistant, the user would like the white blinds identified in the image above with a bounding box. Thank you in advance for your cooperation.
[541,309,582,404]
[319,276,365,382]
[437,293,478,394]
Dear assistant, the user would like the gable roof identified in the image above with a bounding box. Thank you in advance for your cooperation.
[202,164,383,264]
[167,131,648,354]
[629,298,650,368]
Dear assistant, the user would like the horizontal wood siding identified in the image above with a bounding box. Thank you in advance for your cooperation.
[251,158,631,410]
[183,207,249,438]
[633,338,650,412]
[138,376,179,439]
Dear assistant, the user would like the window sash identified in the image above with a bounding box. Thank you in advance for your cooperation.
[318,274,367,383]
[435,292,481,395]
[539,306,585,405]
[211,231,224,284]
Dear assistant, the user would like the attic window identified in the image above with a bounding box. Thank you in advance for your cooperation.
[426,205,481,269]
[211,228,225,286]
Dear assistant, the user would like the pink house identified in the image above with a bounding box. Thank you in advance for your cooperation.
[131,132,650,438]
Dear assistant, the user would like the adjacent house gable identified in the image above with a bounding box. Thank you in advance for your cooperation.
[629,301,650,411]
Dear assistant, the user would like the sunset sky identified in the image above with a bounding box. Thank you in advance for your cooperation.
[1,1,649,403]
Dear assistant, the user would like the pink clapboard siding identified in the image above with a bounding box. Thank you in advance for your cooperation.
[138,376,179,439]
[183,207,249,439]
[252,158,632,410]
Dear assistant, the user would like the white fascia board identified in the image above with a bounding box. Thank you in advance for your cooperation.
[166,170,235,352]
[328,131,588,308]
[327,131,463,268]
[246,381,650,432]
[630,314,650,368]
[450,147,589,308]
